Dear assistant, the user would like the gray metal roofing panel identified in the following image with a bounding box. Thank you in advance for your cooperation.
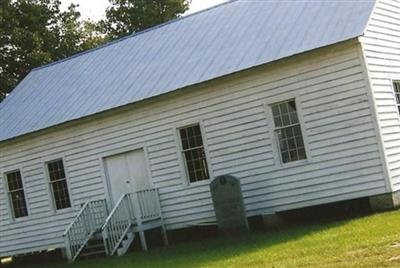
[0,0,376,142]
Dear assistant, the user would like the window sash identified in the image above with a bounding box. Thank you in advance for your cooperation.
[274,122,301,131]
[9,190,28,218]
[275,126,306,163]
[50,179,71,210]
[182,145,204,153]
[47,160,66,182]
[182,147,209,183]
[272,100,299,128]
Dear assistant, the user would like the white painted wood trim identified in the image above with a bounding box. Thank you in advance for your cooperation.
[98,157,113,209]
[97,143,148,159]
[143,145,156,189]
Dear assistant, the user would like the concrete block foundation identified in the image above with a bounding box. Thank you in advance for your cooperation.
[369,191,400,212]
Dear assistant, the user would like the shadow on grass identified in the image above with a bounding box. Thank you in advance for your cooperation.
[14,198,374,268]
[90,220,350,268]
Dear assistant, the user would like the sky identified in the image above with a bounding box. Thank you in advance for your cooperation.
[61,0,229,21]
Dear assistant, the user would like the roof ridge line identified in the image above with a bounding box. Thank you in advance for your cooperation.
[31,0,238,72]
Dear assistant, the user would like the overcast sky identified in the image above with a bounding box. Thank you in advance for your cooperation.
[61,0,228,21]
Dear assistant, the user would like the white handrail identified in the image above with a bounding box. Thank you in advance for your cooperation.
[102,194,127,229]
[63,202,90,236]
[101,189,161,256]
[64,199,108,262]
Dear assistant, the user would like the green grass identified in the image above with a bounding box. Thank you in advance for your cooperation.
[25,211,400,267]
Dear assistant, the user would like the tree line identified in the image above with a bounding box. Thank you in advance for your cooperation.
[0,0,190,102]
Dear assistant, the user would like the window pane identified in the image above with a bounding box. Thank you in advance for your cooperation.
[289,112,299,124]
[282,114,290,126]
[289,150,298,161]
[288,101,297,112]
[287,138,296,148]
[181,137,189,150]
[296,137,304,148]
[293,125,302,136]
[280,138,288,151]
[298,148,307,160]
[281,151,290,163]
[279,103,288,114]
[271,105,280,117]
[180,128,188,140]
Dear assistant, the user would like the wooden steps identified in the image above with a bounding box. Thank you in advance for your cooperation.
[79,234,106,260]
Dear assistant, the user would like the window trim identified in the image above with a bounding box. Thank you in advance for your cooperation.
[174,121,213,187]
[264,95,311,167]
[2,168,29,221]
[44,158,73,213]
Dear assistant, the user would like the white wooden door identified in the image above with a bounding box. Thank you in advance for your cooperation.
[104,149,151,204]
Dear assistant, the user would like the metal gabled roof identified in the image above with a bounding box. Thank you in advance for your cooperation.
[0,0,376,142]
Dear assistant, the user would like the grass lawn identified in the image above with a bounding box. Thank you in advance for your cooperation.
[20,211,400,268]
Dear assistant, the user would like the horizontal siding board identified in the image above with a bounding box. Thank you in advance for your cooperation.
[242,163,383,192]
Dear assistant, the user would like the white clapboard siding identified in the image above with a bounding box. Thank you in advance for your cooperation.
[361,0,400,190]
[0,40,387,257]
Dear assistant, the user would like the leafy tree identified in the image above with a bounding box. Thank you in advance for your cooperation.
[0,0,191,103]
[102,0,190,40]
[0,0,103,101]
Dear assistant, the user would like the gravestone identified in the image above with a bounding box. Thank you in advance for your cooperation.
[210,175,249,234]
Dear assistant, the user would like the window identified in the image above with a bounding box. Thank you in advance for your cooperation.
[5,170,28,219]
[47,159,71,210]
[271,100,307,164]
[179,124,210,183]
[394,81,400,114]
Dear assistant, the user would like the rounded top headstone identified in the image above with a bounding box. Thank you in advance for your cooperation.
[209,175,249,234]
